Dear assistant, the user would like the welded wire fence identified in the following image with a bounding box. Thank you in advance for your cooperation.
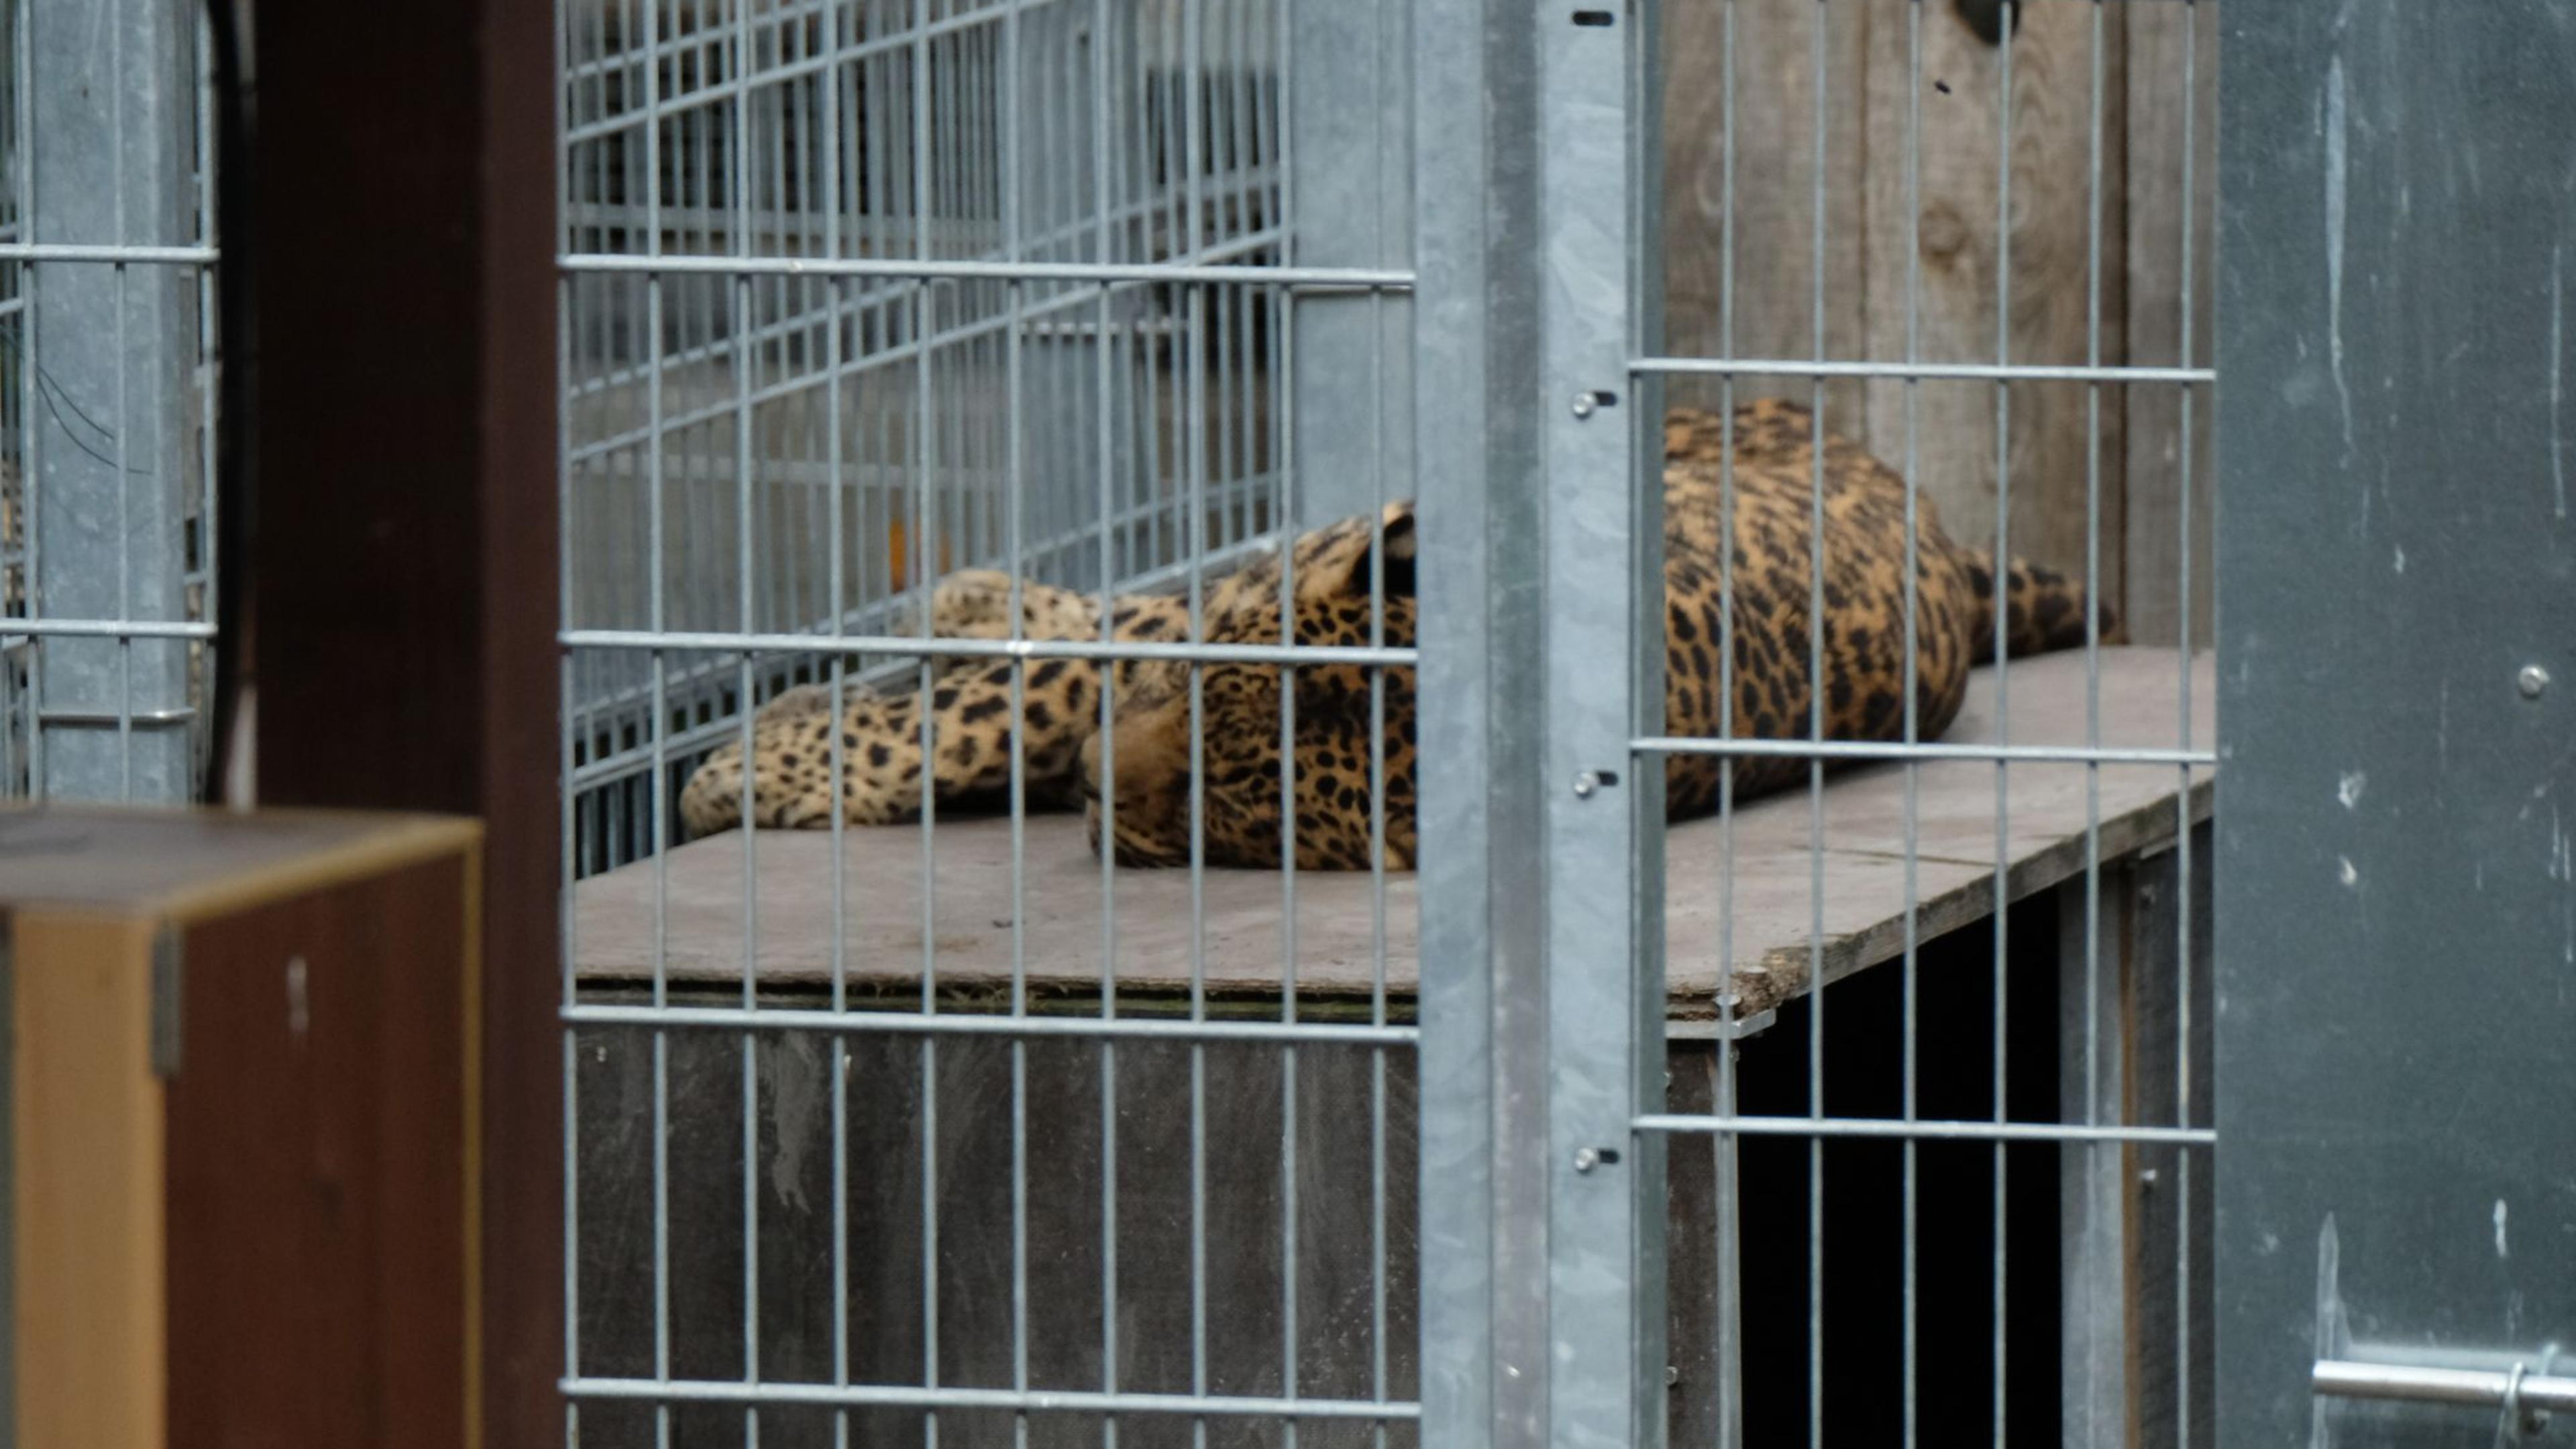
[1619,3,2218,1444]
[556,1,1417,1444]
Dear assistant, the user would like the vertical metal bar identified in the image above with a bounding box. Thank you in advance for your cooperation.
[1087,4,1122,1442]
[1278,0,1322,1434]
[191,3,218,774]
[1988,13,2016,1444]
[11,0,34,802]
[729,3,763,1439]
[1180,7,1213,1443]
[110,0,130,802]
[1898,7,1925,1448]
[1365,2,1399,1441]
[2078,9,2110,1443]
[1709,5,1747,1444]
[820,5,851,1442]
[1410,0,1536,1440]
[2171,7,2200,1446]
[999,2,1031,1446]
[1279,61,1308,1449]
[1369,219,1391,1449]
[639,5,674,1444]
[1629,0,1672,1434]
[555,0,582,1413]
[11,0,33,802]
[906,7,943,1445]
[1540,0,1662,1443]
[1804,10,1829,1446]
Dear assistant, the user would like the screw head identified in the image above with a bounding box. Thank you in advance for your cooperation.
[1570,391,1597,419]
[1666,1364,1682,1387]
[2520,664,2551,699]
[1572,1146,1600,1173]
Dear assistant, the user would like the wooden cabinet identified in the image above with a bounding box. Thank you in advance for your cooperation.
[0,806,482,1449]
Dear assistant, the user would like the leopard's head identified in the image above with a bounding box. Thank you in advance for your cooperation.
[1080,502,1417,869]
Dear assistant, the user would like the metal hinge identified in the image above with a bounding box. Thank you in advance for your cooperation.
[150,926,182,1077]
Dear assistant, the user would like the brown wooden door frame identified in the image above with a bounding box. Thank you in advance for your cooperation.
[221,1,561,1444]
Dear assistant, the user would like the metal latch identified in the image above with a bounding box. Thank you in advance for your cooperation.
[2309,1214,2568,1438]
[2314,1360,2574,1417]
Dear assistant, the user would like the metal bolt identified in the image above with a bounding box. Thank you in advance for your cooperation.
[2520,664,2551,699]
[2139,1167,2160,1191]
[1572,1146,1600,1173]
[285,955,310,1038]
[1573,769,1600,798]
[1570,391,1597,419]
[1666,1364,1682,1387]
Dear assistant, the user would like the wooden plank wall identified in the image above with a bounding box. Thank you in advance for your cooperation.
[1659,0,2216,648]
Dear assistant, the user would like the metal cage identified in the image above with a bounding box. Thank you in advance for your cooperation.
[555,0,2217,1446]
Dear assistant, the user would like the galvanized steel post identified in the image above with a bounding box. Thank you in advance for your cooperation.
[1414,0,1667,1442]
[25,0,200,802]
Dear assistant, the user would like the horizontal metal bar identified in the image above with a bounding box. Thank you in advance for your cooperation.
[559,1376,1422,1421]
[1633,1113,2216,1146]
[2314,1361,2576,1415]
[564,1003,1419,1046]
[558,628,1418,669]
[562,228,1294,447]
[561,0,1068,137]
[559,252,1412,290]
[1632,735,2218,767]
[1664,1009,1778,1042]
[0,242,217,265]
[0,618,217,641]
[36,706,199,727]
[1631,356,2214,386]
[561,218,1286,423]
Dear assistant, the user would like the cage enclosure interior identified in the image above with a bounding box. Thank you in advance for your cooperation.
[556,1,2216,1445]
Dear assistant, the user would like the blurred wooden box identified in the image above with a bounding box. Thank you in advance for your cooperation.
[0,806,482,1449]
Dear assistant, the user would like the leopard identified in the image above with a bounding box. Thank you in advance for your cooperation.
[676,398,2118,870]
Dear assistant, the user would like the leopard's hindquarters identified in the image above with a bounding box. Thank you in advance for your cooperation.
[1955,550,2125,665]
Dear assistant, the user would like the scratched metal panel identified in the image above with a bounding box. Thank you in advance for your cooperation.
[2215,4,2576,1444]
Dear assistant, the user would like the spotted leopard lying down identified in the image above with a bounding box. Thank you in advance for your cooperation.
[678,399,2118,870]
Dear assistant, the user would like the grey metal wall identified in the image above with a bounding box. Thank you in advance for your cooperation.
[2217,3,2576,1443]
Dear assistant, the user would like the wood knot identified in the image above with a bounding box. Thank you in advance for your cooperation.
[1918,201,1973,266]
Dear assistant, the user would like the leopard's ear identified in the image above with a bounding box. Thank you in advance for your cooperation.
[1347,500,1416,602]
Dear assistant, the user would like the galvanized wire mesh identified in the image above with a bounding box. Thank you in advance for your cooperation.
[1623,3,2219,1444]
[556,1,1417,1444]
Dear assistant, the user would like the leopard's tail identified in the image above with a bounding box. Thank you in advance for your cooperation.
[1957,550,2124,665]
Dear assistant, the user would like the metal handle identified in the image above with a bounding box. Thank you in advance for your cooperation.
[2314,1360,2576,1415]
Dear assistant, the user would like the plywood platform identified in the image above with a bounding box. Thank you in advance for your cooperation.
[573,647,2214,1018]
